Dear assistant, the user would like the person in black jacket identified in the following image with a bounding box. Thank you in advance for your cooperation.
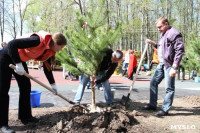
[0,31,67,133]
[74,49,123,106]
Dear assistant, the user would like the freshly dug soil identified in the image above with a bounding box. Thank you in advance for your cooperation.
[9,103,152,133]
[8,95,200,133]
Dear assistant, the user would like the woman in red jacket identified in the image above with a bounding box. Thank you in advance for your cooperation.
[0,31,67,133]
[128,50,137,80]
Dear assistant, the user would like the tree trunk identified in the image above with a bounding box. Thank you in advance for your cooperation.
[90,76,96,110]
[12,0,17,39]
[0,0,5,42]
[106,0,110,32]
[78,0,83,15]
[140,11,144,53]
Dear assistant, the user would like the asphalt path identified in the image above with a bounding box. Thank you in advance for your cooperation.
[9,69,200,109]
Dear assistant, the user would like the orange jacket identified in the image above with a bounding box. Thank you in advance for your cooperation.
[152,48,159,64]
[128,54,137,77]
[18,30,55,62]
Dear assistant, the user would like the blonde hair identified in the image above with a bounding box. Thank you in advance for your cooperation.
[52,32,67,45]
[155,16,169,25]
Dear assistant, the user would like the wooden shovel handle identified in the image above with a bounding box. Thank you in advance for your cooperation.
[9,64,75,104]
[128,43,149,93]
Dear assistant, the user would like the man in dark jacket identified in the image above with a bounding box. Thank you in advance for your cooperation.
[142,17,184,116]
[74,49,123,106]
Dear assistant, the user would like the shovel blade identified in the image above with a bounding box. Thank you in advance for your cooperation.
[121,95,132,107]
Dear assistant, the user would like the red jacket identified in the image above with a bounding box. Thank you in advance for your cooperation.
[128,54,137,77]
[18,30,55,62]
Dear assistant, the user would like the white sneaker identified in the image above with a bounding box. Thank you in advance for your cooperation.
[85,86,90,89]
[99,87,104,91]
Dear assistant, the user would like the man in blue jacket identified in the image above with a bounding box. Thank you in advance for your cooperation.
[142,16,185,116]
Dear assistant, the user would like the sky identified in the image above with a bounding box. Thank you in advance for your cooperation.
[0,0,29,46]
[0,33,13,43]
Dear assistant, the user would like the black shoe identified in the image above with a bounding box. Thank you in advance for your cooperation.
[21,117,40,125]
[142,104,157,110]
[156,110,168,116]
[107,103,117,109]
[0,126,15,133]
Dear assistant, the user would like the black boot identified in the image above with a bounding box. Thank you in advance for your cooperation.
[20,117,40,125]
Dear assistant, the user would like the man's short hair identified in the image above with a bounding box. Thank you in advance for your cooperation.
[155,16,170,25]
[113,50,123,60]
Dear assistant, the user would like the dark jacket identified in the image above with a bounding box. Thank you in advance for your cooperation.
[95,49,118,84]
[155,26,185,68]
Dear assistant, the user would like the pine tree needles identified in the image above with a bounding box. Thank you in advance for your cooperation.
[56,0,121,77]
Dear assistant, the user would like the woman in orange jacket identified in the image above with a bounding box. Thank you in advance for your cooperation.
[0,31,67,133]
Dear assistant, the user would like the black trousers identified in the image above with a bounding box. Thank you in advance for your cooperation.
[0,51,32,127]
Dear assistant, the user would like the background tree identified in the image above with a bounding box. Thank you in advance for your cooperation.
[0,0,6,42]
[182,33,200,78]
[16,0,32,36]
[1,0,199,68]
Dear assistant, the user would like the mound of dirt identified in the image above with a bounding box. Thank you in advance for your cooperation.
[9,103,153,133]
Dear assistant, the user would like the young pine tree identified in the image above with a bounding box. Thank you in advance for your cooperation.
[56,0,121,109]
[182,34,200,78]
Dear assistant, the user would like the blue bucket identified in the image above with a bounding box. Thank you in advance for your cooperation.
[30,90,42,107]
[195,76,199,83]
[143,64,149,70]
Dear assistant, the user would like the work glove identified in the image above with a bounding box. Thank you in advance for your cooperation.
[51,84,58,94]
[14,63,25,76]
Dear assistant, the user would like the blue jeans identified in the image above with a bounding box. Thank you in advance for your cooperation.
[79,75,101,88]
[74,73,113,104]
[149,63,175,112]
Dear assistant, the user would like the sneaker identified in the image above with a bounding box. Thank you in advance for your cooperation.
[87,86,90,89]
[20,117,40,125]
[99,87,104,91]
[0,126,15,133]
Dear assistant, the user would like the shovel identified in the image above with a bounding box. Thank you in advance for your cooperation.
[121,43,149,107]
[9,64,89,111]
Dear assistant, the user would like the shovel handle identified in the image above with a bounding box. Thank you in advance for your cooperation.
[129,43,148,93]
[9,64,75,104]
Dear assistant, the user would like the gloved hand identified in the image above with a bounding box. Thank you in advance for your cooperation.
[14,63,25,76]
[51,84,58,94]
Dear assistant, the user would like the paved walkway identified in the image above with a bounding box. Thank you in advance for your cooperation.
[9,69,200,109]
